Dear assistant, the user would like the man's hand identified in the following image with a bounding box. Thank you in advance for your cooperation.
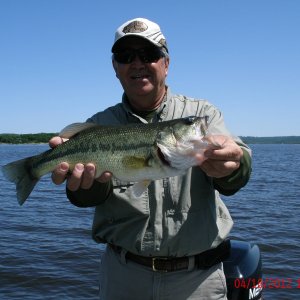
[197,135,243,178]
[49,136,112,192]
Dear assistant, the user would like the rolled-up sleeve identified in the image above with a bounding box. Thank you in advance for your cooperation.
[66,180,112,207]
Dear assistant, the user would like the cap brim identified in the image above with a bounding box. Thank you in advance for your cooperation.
[111,35,163,52]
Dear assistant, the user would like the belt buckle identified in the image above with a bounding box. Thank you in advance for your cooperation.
[152,257,169,272]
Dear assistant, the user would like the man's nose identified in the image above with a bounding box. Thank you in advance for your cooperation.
[131,54,145,65]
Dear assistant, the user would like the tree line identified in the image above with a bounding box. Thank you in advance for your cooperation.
[0,133,58,144]
[241,136,300,144]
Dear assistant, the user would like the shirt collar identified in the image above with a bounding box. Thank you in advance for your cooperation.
[121,86,172,123]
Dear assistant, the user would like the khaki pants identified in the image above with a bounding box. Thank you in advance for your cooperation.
[98,246,227,300]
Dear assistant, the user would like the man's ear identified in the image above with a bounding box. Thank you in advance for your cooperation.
[164,56,170,76]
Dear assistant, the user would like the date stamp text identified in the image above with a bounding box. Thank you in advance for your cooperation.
[234,277,300,289]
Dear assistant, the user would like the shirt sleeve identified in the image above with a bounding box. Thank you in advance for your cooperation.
[66,180,112,207]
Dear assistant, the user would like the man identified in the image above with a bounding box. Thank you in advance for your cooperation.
[50,18,251,300]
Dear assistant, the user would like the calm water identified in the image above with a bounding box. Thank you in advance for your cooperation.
[0,144,299,299]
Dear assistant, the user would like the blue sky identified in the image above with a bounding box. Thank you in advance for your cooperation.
[1,0,299,136]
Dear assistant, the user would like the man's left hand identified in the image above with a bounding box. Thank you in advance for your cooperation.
[197,135,243,178]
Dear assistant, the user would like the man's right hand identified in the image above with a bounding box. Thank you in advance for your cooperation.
[49,136,112,192]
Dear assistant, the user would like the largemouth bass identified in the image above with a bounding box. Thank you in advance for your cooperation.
[2,116,213,205]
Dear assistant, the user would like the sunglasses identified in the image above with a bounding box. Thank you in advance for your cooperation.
[113,47,165,64]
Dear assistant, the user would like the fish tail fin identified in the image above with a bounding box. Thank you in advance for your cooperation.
[2,157,39,205]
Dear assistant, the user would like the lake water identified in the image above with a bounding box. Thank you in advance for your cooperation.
[0,144,299,299]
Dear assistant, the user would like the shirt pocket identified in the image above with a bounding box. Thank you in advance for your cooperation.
[107,178,150,218]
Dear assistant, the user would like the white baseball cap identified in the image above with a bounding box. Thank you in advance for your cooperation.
[111,18,168,53]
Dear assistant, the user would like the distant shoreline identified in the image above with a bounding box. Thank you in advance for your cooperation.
[0,133,299,144]
[0,133,57,144]
[241,136,300,144]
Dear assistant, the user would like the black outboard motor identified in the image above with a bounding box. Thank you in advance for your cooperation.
[223,240,263,300]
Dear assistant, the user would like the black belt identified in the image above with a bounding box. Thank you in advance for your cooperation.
[109,240,230,273]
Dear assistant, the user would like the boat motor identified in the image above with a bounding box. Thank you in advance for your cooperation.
[223,240,263,300]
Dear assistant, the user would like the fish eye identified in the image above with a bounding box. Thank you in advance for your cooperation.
[184,116,196,124]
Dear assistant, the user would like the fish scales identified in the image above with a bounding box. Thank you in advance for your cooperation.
[33,129,153,174]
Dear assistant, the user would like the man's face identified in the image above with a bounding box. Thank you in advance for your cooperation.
[112,37,169,110]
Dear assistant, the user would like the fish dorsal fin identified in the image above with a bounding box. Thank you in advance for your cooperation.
[59,122,99,139]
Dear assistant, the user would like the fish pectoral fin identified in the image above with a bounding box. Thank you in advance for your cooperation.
[59,122,99,139]
[131,180,151,197]
[122,156,149,169]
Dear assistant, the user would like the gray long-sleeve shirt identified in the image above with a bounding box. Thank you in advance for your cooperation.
[67,88,252,257]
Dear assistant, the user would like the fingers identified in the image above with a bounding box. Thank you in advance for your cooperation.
[49,136,69,148]
[66,164,112,192]
[67,163,85,191]
[199,136,243,178]
[200,159,241,178]
[203,135,224,149]
[204,137,243,162]
[52,162,70,185]
[51,160,112,191]
[73,163,96,190]
[96,172,113,183]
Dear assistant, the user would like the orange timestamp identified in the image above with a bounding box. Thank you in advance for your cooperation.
[234,277,300,289]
